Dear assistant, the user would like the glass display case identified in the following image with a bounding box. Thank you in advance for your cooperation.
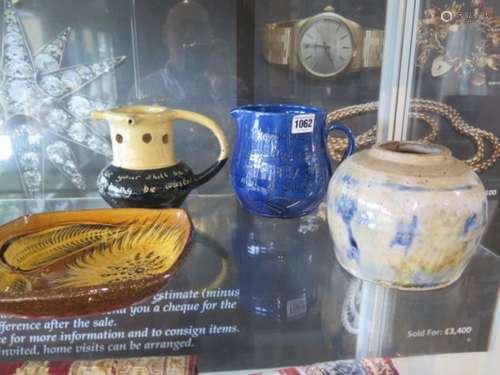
[0,0,498,374]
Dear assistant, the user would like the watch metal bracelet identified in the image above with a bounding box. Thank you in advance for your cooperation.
[362,29,384,68]
[262,21,295,66]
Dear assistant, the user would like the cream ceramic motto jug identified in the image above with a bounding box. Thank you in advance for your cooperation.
[327,141,487,290]
[93,106,229,208]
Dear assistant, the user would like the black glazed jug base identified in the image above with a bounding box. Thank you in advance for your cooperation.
[100,193,189,209]
[97,163,196,209]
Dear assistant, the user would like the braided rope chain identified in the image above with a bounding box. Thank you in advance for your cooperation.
[327,99,500,173]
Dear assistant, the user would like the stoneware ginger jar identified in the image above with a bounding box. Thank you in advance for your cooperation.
[94,105,229,208]
[327,141,487,290]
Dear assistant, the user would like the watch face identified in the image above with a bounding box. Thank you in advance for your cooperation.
[298,16,354,78]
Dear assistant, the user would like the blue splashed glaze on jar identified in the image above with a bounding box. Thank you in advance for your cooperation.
[335,194,360,262]
[347,228,360,262]
[391,215,419,253]
[230,104,355,218]
[335,194,357,224]
[327,141,488,290]
[463,214,477,236]
[341,174,358,187]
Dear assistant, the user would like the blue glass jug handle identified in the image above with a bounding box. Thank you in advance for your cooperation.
[327,122,356,162]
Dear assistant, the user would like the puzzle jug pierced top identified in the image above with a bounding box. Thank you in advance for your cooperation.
[94,105,229,208]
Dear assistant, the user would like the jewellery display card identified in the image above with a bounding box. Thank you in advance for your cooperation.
[412,0,500,255]
[0,0,132,201]
[0,197,497,372]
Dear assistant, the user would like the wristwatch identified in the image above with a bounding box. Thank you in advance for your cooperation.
[262,6,384,79]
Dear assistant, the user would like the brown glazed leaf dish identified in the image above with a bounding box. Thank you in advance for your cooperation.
[0,208,192,318]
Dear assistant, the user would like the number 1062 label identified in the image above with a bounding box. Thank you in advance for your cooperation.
[292,114,315,134]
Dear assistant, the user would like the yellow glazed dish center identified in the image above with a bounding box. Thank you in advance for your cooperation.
[0,209,191,294]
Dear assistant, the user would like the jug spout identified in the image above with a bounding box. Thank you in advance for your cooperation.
[91,110,106,121]
[91,106,171,126]
[230,108,244,119]
[91,110,135,126]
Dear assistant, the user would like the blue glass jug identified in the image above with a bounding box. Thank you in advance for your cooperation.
[230,104,355,218]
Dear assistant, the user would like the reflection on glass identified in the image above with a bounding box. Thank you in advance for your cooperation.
[340,279,362,335]
[323,246,499,358]
[168,231,230,291]
[232,206,325,323]
[136,1,215,102]
[132,0,241,193]
[0,136,13,160]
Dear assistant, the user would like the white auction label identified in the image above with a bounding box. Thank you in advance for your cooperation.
[292,114,315,134]
[287,296,307,319]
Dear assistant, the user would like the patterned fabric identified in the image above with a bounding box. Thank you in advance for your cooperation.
[0,356,197,375]
[252,358,398,375]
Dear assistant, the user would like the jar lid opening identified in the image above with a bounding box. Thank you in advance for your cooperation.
[378,142,449,156]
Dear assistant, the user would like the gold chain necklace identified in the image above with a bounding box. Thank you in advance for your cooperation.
[327,99,500,173]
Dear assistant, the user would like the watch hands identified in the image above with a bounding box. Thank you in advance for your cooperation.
[317,31,336,67]
[325,46,335,68]
[316,28,336,52]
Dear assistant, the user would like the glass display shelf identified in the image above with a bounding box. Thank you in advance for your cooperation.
[0,195,498,374]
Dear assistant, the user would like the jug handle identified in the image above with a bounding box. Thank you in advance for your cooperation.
[327,123,356,162]
[169,109,230,187]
